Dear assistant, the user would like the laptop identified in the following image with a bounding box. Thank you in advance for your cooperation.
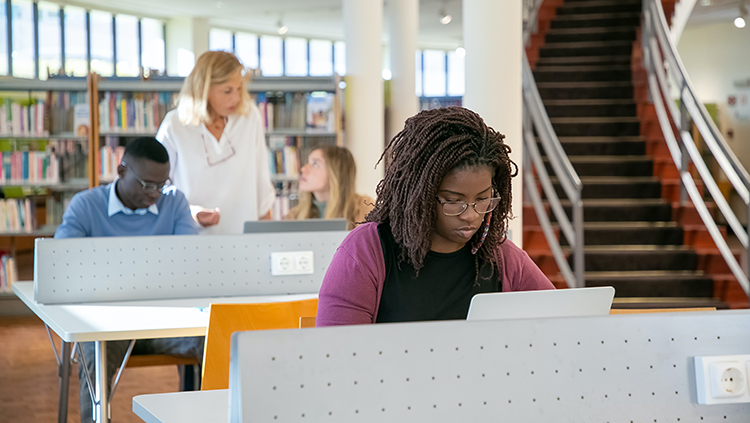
[466,286,615,321]
[243,219,347,233]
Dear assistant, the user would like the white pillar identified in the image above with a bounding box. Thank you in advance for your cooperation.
[463,0,523,246]
[343,0,384,199]
[165,17,209,76]
[386,0,419,141]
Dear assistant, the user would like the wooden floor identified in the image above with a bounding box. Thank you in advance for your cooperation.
[0,315,180,423]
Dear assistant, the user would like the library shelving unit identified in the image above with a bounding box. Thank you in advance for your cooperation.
[0,74,97,294]
[91,74,344,220]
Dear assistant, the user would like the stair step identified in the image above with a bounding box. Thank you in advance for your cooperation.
[557,0,642,15]
[611,297,729,310]
[549,116,641,136]
[546,155,653,177]
[542,98,636,118]
[534,66,632,83]
[560,221,683,246]
[539,41,633,58]
[551,12,641,29]
[555,199,672,222]
[550,136,646,156]
[536,55,632,66]
[545,26,637,43]
[537,81,633,100]
[584,271,714,297]
[548,176,662,200]
[578,245,697,272]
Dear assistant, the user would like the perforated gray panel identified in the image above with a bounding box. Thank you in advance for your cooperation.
[229,310,750,423]
[34,232,347,304]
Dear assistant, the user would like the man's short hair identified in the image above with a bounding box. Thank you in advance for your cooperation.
[123,137,170,164]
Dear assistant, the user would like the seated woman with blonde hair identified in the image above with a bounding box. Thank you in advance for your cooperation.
[286,145,373,230]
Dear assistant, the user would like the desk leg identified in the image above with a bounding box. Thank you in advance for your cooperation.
[57,341,72,423]
[94,341,109,423]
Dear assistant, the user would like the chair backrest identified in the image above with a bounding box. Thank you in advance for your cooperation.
[201,298,318,390]
[299,316,316,328]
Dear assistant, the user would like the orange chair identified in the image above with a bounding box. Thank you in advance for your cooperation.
[201,298,318,390]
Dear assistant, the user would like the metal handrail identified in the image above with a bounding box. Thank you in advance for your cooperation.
[642,0,750,297]
[522,0,585,288]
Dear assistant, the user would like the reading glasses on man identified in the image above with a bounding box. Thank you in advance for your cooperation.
[436,196,501,216]
[122,162,170,193]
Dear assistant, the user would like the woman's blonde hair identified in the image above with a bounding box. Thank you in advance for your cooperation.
[289,145,360,229]
[176,51,252,126]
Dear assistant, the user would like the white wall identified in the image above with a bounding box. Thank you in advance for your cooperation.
[678,22,750,171]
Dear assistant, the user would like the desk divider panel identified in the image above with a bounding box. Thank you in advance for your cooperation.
[34,231,347,304]
[229,310,750,423]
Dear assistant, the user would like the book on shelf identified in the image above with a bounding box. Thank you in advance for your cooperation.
[267,135,302,178]
[0,98,48,137]
[271,181,297,221]
[73,103,90,138]
[45,192,75,227]
[0,253,17,292]
[0,138,87,185]
[99,91,177,134]
[99,136,125,181]
[256,91,336,133]
[0,198,36,233]
[48,91,88,135]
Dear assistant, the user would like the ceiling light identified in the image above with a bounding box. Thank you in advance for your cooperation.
[455,47,465,58]
[700,0,711,6]
[736,16,747,28]
[439,9,452,25]
[277,18,288,35]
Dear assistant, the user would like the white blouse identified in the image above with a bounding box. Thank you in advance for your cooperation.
[156,103,275,235]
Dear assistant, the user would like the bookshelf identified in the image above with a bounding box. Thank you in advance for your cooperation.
[0,75,96,293]
[90,74,344,220]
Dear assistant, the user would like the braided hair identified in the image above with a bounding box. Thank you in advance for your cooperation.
[366,107,518,280]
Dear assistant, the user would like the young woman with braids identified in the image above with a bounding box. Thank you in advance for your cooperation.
[316,107,554,326]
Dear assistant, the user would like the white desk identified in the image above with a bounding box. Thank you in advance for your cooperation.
[12,281,316,423]
[133,390,228,423]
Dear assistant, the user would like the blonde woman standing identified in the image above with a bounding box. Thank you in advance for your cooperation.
[156,51,275,234]
[286,145,373,230]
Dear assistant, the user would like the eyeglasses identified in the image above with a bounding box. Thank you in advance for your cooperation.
[122,162,170,193]
[201,133,236,167]
[436,196,501,216]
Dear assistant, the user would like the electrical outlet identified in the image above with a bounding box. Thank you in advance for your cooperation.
[695,354,750,404]
[270,251,314,276]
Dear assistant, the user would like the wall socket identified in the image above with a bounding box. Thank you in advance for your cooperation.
[270,251,314,276]
[695,354,750,404]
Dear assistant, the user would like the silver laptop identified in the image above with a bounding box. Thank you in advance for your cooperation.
[243,219,347,233]
[466,286,615,321]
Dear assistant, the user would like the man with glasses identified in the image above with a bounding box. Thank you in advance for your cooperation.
[54,137,203,423]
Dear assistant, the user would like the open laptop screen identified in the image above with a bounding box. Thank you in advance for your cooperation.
[466,286,615,321]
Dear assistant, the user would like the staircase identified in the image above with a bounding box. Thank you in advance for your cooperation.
[523,0,748,309]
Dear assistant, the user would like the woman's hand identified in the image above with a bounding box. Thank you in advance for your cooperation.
[191,206,221,227]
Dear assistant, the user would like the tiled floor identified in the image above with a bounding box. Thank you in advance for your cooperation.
[0,315,180,423]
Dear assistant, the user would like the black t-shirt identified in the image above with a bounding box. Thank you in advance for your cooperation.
[375,223,500,323]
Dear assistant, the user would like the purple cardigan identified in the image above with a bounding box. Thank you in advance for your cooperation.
[316,222,555,326]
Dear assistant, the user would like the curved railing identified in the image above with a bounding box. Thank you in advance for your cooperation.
[522,0,585,288]
[642,0,750,297]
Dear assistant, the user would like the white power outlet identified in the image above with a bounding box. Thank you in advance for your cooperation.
[270,251,315,276]
[695,354,750,404]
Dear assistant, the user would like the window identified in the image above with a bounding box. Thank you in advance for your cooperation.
[415,50,423,97]
[141,18,165,74]
[235,32,258,69]
[115,14,139,77]
[10,0,34,78]
[447,50,465,97]
[309,39,332,76]
[209,28,233,52]
[64,5,87,76]
[284,37,307,76]
[37,2,62,80]
[89,10,114,76]
[0,1,9,75]
[423,49,446,97]
[334,41,345,76]
[260,35,282,77]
